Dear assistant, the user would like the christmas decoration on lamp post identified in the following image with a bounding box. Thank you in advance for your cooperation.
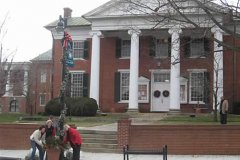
[55,15,74,160]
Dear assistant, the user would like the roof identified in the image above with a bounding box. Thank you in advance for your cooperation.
[31,49,52,61]
[44,17,91,29]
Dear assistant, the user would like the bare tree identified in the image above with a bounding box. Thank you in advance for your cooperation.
[114,0,240,121]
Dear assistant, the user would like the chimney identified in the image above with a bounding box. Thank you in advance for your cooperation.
[63,7,72,18]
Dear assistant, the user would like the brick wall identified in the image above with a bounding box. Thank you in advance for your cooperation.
[0,124,39,149]
[117,119,240,155]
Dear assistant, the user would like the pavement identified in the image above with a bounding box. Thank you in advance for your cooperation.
[1,150,240,160]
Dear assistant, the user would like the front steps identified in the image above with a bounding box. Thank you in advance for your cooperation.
[79,129,120,153]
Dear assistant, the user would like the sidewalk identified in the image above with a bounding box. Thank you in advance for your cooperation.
[1,150,240,160]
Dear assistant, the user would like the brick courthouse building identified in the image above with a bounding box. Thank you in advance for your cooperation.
[44,0,240,114]
[1,0,240,114]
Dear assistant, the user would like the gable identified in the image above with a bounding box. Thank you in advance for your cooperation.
[83,0,227,19]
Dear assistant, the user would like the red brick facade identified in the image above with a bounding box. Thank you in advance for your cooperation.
[49,34,240,113]
[117,119,240,155]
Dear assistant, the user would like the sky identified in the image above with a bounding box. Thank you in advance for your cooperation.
[0,0,110,62]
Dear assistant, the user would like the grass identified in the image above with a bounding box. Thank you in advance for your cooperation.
[0,113,25,123]
[1,112,240,126]
[158,114,240,125]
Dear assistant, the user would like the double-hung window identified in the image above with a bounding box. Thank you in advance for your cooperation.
[70,72,84,97]
[189,71,209,103]
[190,38,204,57]
[121,40,131,58]
[117,71,149,103]
[40,94,46,106]
[120,72,130,101]
[40,70,47,83]
[156,38,170,58]
[73,41,84,59]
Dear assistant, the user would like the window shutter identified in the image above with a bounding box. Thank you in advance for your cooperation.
[149,37,156,57]
[184,37,191,57]
[83,73,89,97]
[114,72,121,102]
[204,38,210,56]
[116,38,122,58]
[203,72,210,104]
[83,41,89,59]
[168,37,171,57]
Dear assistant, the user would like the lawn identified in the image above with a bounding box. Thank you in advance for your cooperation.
[158,113,240,125]
[0,112,240,126]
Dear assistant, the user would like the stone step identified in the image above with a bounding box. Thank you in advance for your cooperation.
[82,143,118,149]
[81,147,122,153]
[79,129,116,135]
[83,137,117,144]
[81,133,117,139]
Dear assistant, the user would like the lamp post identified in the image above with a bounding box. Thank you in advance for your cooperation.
[56,15,74,160]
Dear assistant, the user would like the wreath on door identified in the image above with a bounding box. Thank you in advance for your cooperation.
[154,90,161,98]
[163,90,169,97]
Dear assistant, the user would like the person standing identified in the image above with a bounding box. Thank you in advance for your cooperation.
[220,96,229,124]
[63,124,82,160]
[45,119,56,139]
[30,125,46,160]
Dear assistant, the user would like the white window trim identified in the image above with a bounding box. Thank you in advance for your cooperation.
[121,39,131,58]
[189,71,206,104]
[138,81,149,103]
[118,70,150,103]
[69,70,85,98]
[40,71,47,83]
[180,82,188,104]
[73,40,85,59]
[39,93,47,106]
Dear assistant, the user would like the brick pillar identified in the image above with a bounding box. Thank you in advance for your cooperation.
[117,118,132,149]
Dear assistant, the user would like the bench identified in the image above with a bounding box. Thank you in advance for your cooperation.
[123,145,167,160]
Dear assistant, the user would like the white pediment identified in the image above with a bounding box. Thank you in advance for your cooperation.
[83,0,226,19]
[138,76,150,82]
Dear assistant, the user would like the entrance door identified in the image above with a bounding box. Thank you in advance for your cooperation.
[151,72,170,112]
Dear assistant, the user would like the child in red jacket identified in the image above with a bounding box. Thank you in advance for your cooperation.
[64,124,82,160]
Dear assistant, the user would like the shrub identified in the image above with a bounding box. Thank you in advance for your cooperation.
[45,97,98,117]
[45,98,62,116]
[233,102,240,115]
[82,98,98,116]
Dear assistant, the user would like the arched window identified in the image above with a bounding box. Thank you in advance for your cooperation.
[10,100,19,112]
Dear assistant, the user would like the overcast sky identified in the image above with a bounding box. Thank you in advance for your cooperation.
[0,0,110,62]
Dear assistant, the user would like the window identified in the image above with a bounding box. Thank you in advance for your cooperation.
[0,104,2,112]
[121,40,131,58]
[120,72,130,101]
[190,38,204,57]
[73,41,84,59]
[118,72,149,102]
[184,37,210,58]
[180,77,188,103]
[190,72,204,102]
[40,94,46,106]
[10,100,19,112]
[70,72,84,97]
[156,38,170,58]
[153,73,170,82]
[40,70,47,83]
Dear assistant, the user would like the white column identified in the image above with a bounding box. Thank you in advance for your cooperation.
[23,71,28,95]
[128,29,141,111]
[168,27,182,111]
[211,27,223,110]
[89,31,102,105]
[3,71,10,97]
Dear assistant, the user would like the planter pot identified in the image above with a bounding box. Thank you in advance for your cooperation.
[46,148,60,160]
